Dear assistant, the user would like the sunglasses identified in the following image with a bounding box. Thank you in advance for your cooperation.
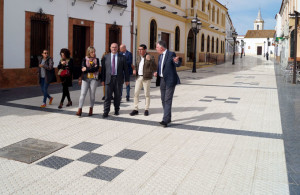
[43,52,48,54]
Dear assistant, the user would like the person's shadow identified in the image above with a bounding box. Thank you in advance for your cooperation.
[173,112,236,125]
[149,106,207,114]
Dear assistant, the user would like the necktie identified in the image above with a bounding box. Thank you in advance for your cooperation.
[112,55,115,75]
[158,55,163,76]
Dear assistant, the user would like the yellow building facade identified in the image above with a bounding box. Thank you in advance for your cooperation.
[134,0,227,66]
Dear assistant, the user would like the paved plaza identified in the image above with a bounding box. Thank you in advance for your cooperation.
[0,56,300,194]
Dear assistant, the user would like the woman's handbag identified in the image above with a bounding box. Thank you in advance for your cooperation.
[58,69,63,76]
[60,69,70,77]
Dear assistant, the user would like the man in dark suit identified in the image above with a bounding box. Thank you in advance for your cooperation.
[119,44,133,101]
[154,40,181,127]
[101,43,129,118]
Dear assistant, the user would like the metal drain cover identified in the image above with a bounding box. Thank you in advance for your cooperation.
[0,138,67,164]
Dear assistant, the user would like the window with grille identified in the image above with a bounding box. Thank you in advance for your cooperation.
[175,26,180,51]
[207,36,210,52]
[150,20,157,50]
[216,38,219,53]
[212,37,214,53]
[201,34,205,52]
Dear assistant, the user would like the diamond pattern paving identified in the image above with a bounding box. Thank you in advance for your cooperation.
[71,142,102,152]
[115,149,147,160]
[37,156,73,169]
[77,153,111,165]
[85,166,124,181]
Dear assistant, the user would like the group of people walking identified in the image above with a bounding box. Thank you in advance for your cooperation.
[37,40,181,127]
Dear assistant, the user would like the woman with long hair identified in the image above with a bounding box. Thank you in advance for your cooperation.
[76,46,100,116]
[57,48,73,109]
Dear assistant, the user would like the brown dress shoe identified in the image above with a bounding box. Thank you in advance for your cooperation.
[76,108,82,116]
[88,107,93,116]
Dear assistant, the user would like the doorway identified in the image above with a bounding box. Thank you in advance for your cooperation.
[257,46,262,55]
[73,25,89,79]
[161,32,170,49]
[106,24,122,52]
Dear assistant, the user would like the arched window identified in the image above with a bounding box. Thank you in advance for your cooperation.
[191,0,194,7]
[175,26,180,51]
[212,6,215,22]
[212,37,214,53]
[217,9,219,24]
[291,30,295,57]
[201,34,205,52]
[208,4,211,20]
[150,19,157,50]
[216,38,219,53]
[207,36,210,52]
[257,24,259,30]
[202,0,205,12]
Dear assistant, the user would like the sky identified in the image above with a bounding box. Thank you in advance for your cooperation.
[217,0,282,35]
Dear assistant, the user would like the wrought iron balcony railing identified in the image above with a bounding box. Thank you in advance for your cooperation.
[107,0,127,8]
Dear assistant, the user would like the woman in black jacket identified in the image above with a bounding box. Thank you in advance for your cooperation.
[57,48,73,109]
[76,46,100,116]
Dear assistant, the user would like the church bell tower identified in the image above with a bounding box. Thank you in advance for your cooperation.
[254,9,264,30]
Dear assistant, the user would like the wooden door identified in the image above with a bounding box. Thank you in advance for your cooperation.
[257,46,262,55]
[109,26,120,52]
[73,25,86,79]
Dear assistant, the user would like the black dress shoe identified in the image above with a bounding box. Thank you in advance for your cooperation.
[114,111,119,115]
[126,97,130,102]
[102,113,108,118]
[102,96,105,100]
[129,110,138,116]
[159,121,168,128]
[144,110,149,116]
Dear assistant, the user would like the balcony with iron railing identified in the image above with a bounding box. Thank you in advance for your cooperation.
[107,0,127,8]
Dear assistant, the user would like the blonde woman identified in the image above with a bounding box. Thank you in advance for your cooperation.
[76,46,100,116]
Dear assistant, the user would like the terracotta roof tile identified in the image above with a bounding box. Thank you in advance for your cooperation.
[244,30,275,38]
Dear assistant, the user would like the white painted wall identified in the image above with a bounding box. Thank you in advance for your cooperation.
[3,0,132,69]
[243,38,275,56]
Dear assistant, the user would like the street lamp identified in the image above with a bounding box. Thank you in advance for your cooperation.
[191,15,202,73]
[244,42,246,56]
[232,31,238,65]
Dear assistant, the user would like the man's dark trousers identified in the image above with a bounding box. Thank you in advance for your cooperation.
[104,76,122,114]
[160,77,175,123]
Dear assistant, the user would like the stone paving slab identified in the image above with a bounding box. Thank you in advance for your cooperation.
[0,56,298,194]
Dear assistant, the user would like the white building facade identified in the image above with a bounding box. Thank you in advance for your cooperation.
[0,0,132,88]
[241,10,275,57]
[225,11,235,62]
[275,0,300,68]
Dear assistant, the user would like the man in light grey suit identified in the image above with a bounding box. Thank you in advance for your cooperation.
[101,43,129,118]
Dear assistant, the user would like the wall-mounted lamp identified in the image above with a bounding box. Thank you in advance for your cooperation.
[215,27,219,30]
[172,12,177,14]
[160,6,166,9]
[49,0,53,2]
[144,1,151,3]
[90,0,97,9]
[72,0,76,6]
[210,25,214,29]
